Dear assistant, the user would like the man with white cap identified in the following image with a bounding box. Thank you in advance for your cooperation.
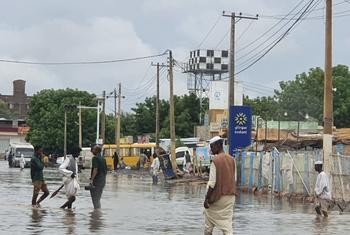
[203,136,237,235]
[314,160,331,217]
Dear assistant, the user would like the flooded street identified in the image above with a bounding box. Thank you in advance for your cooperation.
[0,160,349,235]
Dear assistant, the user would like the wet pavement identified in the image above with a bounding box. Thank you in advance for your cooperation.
[0,160,349,235]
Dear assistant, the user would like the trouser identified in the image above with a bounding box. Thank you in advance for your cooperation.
[152,175,158,184]
[90,185,104,209]
[204,195,235,235]
[32,181,50,205]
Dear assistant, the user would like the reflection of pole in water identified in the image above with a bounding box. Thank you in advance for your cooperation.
[63,210,76,235]
[89,210,104,232]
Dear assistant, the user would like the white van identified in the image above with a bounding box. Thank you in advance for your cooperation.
[175,146,193,167]
[9,143,34,167]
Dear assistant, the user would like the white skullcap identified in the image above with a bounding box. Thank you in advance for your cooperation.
[209,136,222,144]
[315,160,323,165]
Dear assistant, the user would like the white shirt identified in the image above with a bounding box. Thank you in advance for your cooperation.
[314,171,331,200]
[207,162,217,189]
[151,157,160,175]
[59,157,79,185]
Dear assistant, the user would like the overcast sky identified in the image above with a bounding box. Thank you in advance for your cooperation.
[0,0,349,113]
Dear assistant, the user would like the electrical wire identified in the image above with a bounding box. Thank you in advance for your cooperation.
[236,0,306,54]
[0,50,169,65]
[123,67,166,93]
[214,29,230,50]
[123,68,168,102]
[196,14,222,49]
[260,8,350,20]
[218,0,318,81]
[236,0,319,76]
[236,0,320,64]
[237,20,255,43]
[259,0,345,18]
[235,0,319,75]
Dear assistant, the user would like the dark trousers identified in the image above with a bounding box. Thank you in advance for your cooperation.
[90,186,104,209]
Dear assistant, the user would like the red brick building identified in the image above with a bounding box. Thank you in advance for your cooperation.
[0,80,31,119]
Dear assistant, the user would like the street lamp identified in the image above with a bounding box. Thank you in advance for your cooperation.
[278,112,288,142]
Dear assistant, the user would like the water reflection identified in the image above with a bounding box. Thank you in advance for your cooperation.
[29,208,47,234]
[62,209,76,235]
[313,216,329,235]
[89,209,104,233]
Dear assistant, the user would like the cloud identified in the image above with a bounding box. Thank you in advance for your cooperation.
[0,17,165,111]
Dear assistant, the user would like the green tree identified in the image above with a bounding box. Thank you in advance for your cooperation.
[126,93,203,139]
[243,95,279,120]
[274,65,350,127]
[0,100,14,119]
[26,89,97,154]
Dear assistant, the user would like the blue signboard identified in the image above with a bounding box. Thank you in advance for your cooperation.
[229,106,252,155]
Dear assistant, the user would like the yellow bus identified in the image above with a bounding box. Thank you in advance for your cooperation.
[103,143,156,170]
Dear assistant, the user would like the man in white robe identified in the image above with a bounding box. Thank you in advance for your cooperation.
[314,160,331,217]
[59,147,81,209]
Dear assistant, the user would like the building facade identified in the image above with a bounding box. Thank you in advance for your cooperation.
[0,80,31,119]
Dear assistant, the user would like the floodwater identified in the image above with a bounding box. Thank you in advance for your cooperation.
[0,161,349,235]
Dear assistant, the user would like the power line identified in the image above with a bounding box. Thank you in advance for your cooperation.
[236,0,306,54]
[236,20,255,43]
[196,14,222,49]
[258,0,345,18]
[123,67,167,93]
[235,0,319,76]
[236,0,319,63]
[0,50,169,65]
[260,8,350,20]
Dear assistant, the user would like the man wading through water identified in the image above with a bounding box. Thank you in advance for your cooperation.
[203,136,237,235]
[314,160,332,217]
[58,146,81,209]
[89,145,107,209]
[31,145,50,208]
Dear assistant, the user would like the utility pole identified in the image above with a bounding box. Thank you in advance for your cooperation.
[156,63,160,148]
[96,99,101,144]
[168,50,177,175]
[64,110,67,158]
[323,0,333,174]
[79,101,82,148]
[114,88,117,147]
[223,11,258,152]
[151,62,168,148]
[101,90,106,144]
[116,83,122,155]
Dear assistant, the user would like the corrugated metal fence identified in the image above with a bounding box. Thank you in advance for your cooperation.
[235,144,350,201]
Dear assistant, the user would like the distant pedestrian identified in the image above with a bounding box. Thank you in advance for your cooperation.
[314,161,332,217]
[8,151,13,167]
[59,147,81,209]
[43,154,49,167]
[150,153,160,184]
[31,145,50,208]
[20,153,26,170]
[112,151,119,172]
[183,152,193,174]
[89,145,107,209]
[140,152,147,169]
[5,150,9,160]
[203,136,237,235]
